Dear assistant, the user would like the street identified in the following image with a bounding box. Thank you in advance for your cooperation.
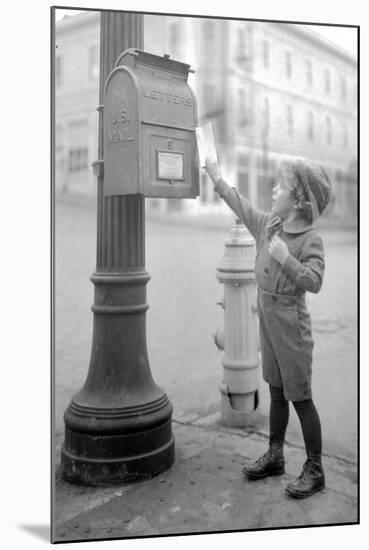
[54,198,357,462]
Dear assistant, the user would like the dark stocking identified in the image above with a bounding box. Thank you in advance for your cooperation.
[293,399,322,455]
[269,385,289,443]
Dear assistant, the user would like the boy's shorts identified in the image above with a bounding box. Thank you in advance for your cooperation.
[257,290,314,402]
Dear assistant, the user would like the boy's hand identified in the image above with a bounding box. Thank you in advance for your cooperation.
[268,235,289,264]
[204,157,221,184]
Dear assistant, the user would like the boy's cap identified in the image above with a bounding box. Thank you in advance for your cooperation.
[294,159,333,222]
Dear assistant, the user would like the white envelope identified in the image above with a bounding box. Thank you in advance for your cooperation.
[195,121,218,168]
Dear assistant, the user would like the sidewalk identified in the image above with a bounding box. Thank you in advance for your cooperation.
[53,412,358,542]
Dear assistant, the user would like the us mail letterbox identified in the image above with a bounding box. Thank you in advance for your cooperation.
[103,49,199,198]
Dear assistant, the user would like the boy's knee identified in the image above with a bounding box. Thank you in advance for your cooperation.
[292,398,314,417]
[269,384,287,402]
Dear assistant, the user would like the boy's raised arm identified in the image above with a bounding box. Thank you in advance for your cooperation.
[205,159,270,242]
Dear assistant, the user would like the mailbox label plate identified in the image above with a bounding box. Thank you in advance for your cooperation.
[142,124,199,198]
[157,151,184,180]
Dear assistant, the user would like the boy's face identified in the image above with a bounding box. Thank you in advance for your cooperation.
[271,167,296,220]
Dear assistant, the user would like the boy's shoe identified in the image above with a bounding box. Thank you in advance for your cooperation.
[285,452,325,498]
[242,440,285,480]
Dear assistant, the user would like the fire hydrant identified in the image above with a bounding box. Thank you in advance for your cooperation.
[214,219,260,427]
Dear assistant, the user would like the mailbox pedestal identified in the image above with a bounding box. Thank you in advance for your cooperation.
[61,261,175,485]
[61,22,198,485]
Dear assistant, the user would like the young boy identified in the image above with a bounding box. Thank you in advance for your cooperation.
[205,157,332,499]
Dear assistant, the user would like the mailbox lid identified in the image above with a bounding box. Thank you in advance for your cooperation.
[116,49,197,130]
[142,125,199,198]
[115,49,192,80]
[103,68,139,196]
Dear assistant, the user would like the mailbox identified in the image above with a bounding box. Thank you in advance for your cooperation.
[103,49,199,198]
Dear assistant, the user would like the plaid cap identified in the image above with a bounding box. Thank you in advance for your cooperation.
[293,159,333,222]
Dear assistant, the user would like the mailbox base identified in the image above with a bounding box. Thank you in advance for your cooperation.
[61,435,174,487]
[61,410,175,486]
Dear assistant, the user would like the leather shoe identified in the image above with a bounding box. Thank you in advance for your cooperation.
[286,452,325,498]
[242,440,285,480]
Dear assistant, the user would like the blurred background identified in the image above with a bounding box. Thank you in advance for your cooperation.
[54,9,357,225]
[53,9,358,463]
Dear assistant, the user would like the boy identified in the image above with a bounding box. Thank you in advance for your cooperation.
[205,157,332,499]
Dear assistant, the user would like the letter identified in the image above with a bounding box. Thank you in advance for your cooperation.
[143,88,151,98]
[186,97,193,107]
[173,95,180,104]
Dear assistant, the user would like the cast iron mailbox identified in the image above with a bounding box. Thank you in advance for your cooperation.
[103,48,199,198]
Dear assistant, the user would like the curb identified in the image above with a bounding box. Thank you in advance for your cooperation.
[172,416,357,466]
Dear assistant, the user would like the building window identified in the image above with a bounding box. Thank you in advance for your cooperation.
[200,173,209,203]
[286,104,294,136]
[305,60,313,90]
[68,147,88,172]
[285,51,292,78]
[213,187,220,202]
[88,44,99,80]
[55,55,62,87]
[203,20,214,42]
[238,153,249,168]
[238,89,247,126]
[203,83,215,116]
[340,75,347,101]
[238,172,249,197]
[307,111,314,141]
[55,124,63,145]
[169,22,181,56]
[55,125,64,170]
[236,26,249,63]
[324,68,331,94]
[238,28,246,55]
[325,115,332,145]
[257,156,276,211]
[238,154,249,197]
[262,96,270,134]
[343,123,349,148]
[262,40,269,69]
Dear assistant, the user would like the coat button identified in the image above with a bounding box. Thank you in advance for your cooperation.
[264,268,269,274]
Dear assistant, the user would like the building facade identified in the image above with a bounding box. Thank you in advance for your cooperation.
[55,12,100,196]
[55,12,357,221]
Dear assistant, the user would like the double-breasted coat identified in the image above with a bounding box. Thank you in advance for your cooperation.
[214,178,325,401]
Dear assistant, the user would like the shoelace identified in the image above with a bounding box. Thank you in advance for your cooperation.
[254,451,272,466]
[255,449,282,467]
[299,460,320,481]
